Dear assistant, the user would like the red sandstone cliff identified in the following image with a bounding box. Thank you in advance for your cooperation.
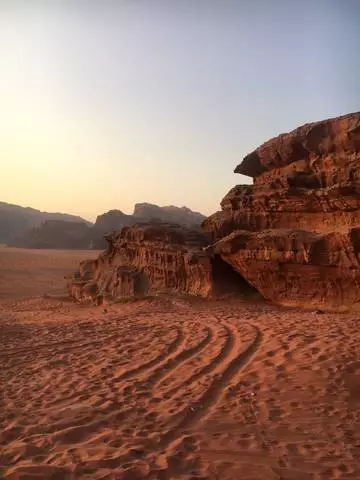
[206,228,360,310]
[68,112,360,311]
[203,112,360,239]
[203,111,360,310]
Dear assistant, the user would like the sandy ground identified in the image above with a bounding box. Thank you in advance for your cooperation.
[0,246,101,300]
[1,248,360,479]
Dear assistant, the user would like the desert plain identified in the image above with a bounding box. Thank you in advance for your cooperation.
[1,246,360,479]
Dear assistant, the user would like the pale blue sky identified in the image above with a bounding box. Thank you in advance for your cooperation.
[1,0,359,221]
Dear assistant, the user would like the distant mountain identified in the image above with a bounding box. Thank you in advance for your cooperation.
[93,210,134,232]
[133,203,206,227]
[6,202,206,249]
[10,220,92,249]
[0,201,91,244]
[90,204,206,249]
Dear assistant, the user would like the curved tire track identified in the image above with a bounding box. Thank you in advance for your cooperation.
[162,323,235,398]
[145,325,215,388]
[115,326,185,382]
[159,324,262,447]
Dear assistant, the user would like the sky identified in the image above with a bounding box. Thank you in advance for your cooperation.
[1,0,359,222]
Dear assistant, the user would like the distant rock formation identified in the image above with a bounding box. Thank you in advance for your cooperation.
[8,203,206,250]
[93,210,133,232]
[133,203,206,227]
[10,220,92,249]
[0,201,90,244]
[90,205,206,250]
[68,111,360,311]
[89,210,134,249]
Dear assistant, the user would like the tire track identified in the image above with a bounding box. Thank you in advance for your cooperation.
[115,326,185,382]
[162,323,235,398]
[144,325,214,388]
[159,324,262,447]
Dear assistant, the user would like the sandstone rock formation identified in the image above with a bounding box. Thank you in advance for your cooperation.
[67,224,213,303]
[203,111,360,310]
[68,112,360,311]
[203,112,360,240]
[206,228,360,309]
[68,222,258,304]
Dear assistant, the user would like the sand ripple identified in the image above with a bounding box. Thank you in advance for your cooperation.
[2,297,360,479]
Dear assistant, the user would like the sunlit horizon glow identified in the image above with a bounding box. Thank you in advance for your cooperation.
[1,0,359,222]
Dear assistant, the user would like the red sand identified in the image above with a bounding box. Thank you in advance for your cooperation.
[1,247,360,479]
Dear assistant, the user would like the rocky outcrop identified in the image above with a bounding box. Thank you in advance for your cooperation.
[206,228,360,309]
[67,224,214,303]
[203,111,360,310]
[68,112,360,311]
[203,112,360,240]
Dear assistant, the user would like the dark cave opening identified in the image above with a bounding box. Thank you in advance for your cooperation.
[211,255,262,299]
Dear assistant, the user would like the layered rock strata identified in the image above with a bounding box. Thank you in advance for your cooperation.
[206,228,360,309]
[67,224,214,303]
[203,112,360,240]
[68,112,360,310]
[203,112,360,310]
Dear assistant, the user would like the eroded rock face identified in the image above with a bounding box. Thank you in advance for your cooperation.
[203,111,360,310]
[206,228,360,309]
[68,112,360,310]
[203,112,360,240]
[67,224,213,303]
